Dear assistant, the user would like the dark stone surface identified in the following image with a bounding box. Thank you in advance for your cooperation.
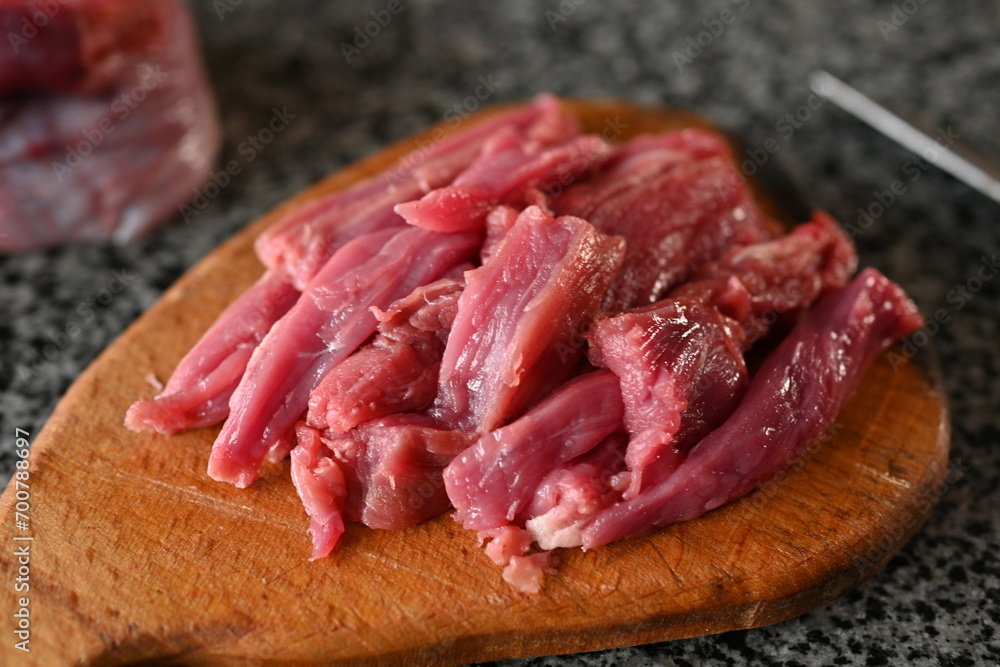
[1,1,997,664]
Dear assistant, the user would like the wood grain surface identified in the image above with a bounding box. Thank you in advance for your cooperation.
[0,100,950,666]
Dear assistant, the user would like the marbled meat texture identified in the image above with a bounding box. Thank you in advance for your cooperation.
[306,274,466,433]
[207,226,479,488]
[444,369,625,531]
[433,205,626,433]
[553,131,775,311]
[580,268,923,549]
[292,416,473,557]
[256,94,579,289]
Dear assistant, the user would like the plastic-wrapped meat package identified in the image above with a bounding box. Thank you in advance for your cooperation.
[0,0,220,251]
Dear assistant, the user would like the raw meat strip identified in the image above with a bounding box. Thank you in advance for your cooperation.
[444,370,625,531]
[587,299,749,498]
[525,434,629,550]
[256,181,421,291]
[0,0,220,250]
[580,268,924,549]
[467,430,630,591]
[256,94,579,287]
[434,205,626,433]
[554,152,773,311]
[479,205,519,263]
[124,270,299,434]
[290,423,347,560]
[208,226,480,488]
[673,211,857,345]
[550,130,732,217]
[585,212,856,498]
[293,415,473,556]
[395,134,610,234]
[306,275,465,433]
[333,415,473,530]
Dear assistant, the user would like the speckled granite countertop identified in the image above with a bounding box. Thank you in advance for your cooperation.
[1,1,997,664]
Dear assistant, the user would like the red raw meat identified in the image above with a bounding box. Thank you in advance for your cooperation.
[553,135,774,311]
[290,423,348,560]
[580,268,923,549]
[479,205,519,263]
[585,212,857,498]
[125,270,299,434]
[673,211,857,345]
[444,369,625,531]
[395,134,610,234]
[551,129,732,217]
[334,415,472,530]
[0,0,220,250]
[292,415,473,556]
[524,433,628,551]
[256,94,579,288]
[433,205,626,433]
[208,226,480,488]
[587,299,749,499]
[306,274,465,433]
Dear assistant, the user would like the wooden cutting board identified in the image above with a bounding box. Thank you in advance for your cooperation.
[0,100,949,666]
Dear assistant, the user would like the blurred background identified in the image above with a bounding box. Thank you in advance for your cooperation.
[1,1,997,664]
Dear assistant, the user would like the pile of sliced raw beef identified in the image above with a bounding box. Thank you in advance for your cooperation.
[126,95,923,593]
